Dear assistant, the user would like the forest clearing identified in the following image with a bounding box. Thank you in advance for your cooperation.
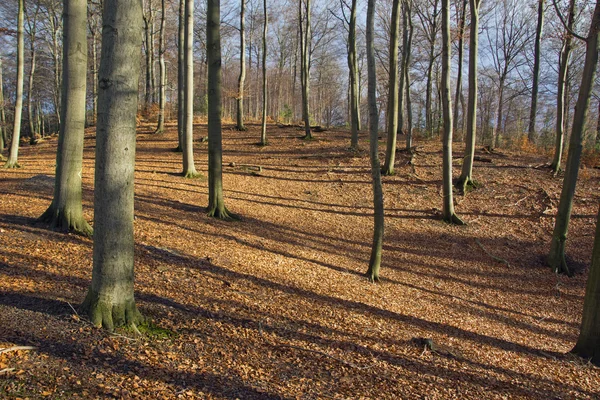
[1,123,599,399]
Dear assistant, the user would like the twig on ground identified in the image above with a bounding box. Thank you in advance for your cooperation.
[0,368,15,374]
[0,346,36,355]
[258,321,377,370]
[475,239,511,268]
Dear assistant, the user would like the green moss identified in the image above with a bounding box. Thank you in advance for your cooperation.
[133,320,176,339]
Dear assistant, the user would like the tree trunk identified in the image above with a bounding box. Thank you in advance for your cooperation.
[176,0,184,152]
[528,0,545,144]
[155,0,166,133]
[547,1,600,276]
[182,0,199,177]
[143,0,154,109]
[404,0,413,150]
[0,58,5,152]
[207,0,236,219]
[236,0,246,131]
[90,17,99,126]
[300,0,312,139]
[365,0,384,282]
[452,0,467,140]
[493,79,504,149]
[259,0,268,145]
[551,0,575,174]
[80,0,144,331]
[457,0,481,191]
[27,37,37,143]
[38,0,92,236]
[572,203,600,365]
[382,0,401,176]
[441,0,463,225]
[4,0,25,169]
[348,0,360,149]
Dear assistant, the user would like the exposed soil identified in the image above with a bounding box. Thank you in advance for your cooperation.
[1,123,599,399]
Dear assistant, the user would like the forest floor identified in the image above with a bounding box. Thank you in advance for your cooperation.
[0,122,599,399]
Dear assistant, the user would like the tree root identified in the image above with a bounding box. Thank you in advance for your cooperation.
[182,170,202,179]
[475,239,510,268]
[444,213,466,226]
[235,126,247,131]
[365,268,380,283]
[206,205,240,221]
[80,290,144,332]
[37,207,93,237]
[3,161,21,169]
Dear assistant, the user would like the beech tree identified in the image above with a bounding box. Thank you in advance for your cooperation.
[81,0,144,330]
[457,0,482,191]
[0,58,5,153]
[403,0,414,150]
[440,0,463,225]
[365,0,383,282]
[528,0,546,144]
[25,1,40,143]
[4,0,25,169]
[207,0,236,219]
[382,0,401,176]
[452,0,467,138]
[547,0,600,276]
[176,0,184,152]
[38,0,92,236]
[182,0,199,177]
[299,0,312,139]
[259,0,268,145]
[236,0,246,131]
[154,0,166,134]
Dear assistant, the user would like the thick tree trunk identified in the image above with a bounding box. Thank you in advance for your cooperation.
[365,0,383,283]
[236,0,246,131]
[547,1,600,276]
[572,203,600,365]
[457,0,481,191]
[259,0,268,145]
[441,0,463,225]
[207,0,236,219]
[4,0,25,169]
[382,0,401,176]
[38,0,92,237]
[182,0,199,177]
[80,0,144,331]
[528,0,545,144]
[348,0,360,149]
[176,0,184,152]
[452,0,467,140]
[300,0,312,139]
[154,0,166,133]
[551,0,575,174]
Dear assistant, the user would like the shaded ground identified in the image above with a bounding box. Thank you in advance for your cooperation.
[1,122,599,399]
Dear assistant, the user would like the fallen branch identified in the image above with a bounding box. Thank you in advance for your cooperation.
[0,368,15,374]
[0,346,37,355]
[226,162,262,172]
[475,239,511,268]
[258,321,377,370]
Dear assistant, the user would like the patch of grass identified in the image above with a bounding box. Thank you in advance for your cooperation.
[128,320,176,340]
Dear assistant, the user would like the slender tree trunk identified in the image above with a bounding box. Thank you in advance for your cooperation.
[4,0,25,169]
[260,0,268,145]
[91,20,99,126]
[300,0,312,139]
[27,41,37,143]
[397,0,408,137]
[457,0,481,191]
[425,57,434,138]
[441,0,463,225]
[176,0,184,152]
[528,0,545,144]
[236,0,246,131]
[404,0,413,150]
[365,0,384,282]
[154,0,166,133]
[38,0,92,236]
[453,0,467,140]
[547,1,600,276]
[0,58,5,153]
[493,79,504,149]
[551,0,575,173]
[182,0,198,177]
[572,203,600,365]
[382,0,401,176]
[80,0,144,331]
[143,0,154,109]
[50,7,62,131]
[207,0,236,219]
[348,0,360,149]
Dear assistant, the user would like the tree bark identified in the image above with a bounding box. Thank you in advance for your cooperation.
[547,1,600,276]
[365,0,384,282]
[182,0,199,177]
[528,0,545,144]
[207,0,236,219]
[80,0,144,331]
[404,0,413,150]
[441,0,463,225]
[154,0,166,133]
[143,0,154,110]
[572,203,600,365]
[260,0,268,145]
[348,0,360,149]
[382,0,401,176]
[236,0,246,131]
[4,0,25,169]
[457,0,481,191]
[0,58,5,152]
[299,0,312,139]
[26,5,39,144]
[38,0,92,237]
[452,0,467,140]
[176,0,184,152]
[551,0,575,174]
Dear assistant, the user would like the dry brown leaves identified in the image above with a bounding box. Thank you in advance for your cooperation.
[0,123,599,399]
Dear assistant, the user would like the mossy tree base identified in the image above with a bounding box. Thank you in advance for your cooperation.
[443,213,466,226]
[235,126,247,131]
[207,205,240,221]
[3,161,21,169]
[37,206,93,237]
[302,134,313,141]
[547,236,572,276]
[154,127,164,135]
[182,170,202,179]
[365,267,380,283]
[381,166,395,176]
[80,289,143,331]
[455,177,478,195]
